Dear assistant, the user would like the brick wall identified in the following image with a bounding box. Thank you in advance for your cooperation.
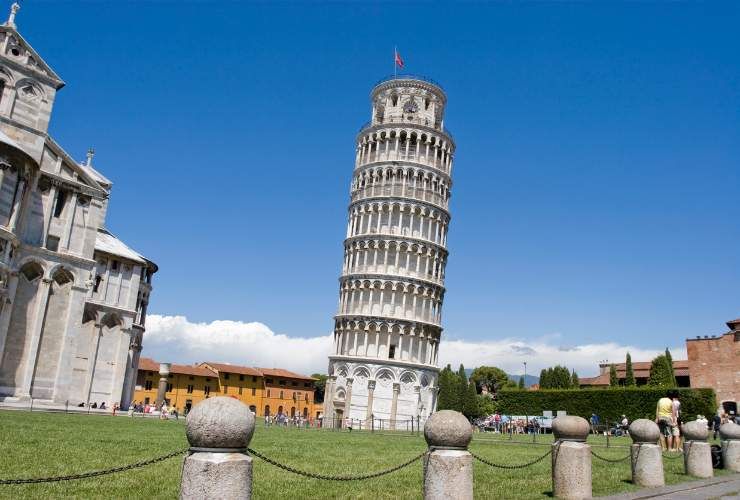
[687,330,740,406]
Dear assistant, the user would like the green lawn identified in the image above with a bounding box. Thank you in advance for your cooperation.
[0,410,729,499]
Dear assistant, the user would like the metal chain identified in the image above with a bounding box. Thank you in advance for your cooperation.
[471,448,552,470]
[247,447,424,481]
[590,449,631,463]
[0,448,187,485]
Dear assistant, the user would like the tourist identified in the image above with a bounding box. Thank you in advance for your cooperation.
[590,413,600,434]
[128,404,135,417]
[711,412,722,439]
[91,402,98,409]
[655,393,673,451]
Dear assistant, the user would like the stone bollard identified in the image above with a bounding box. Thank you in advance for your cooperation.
[180,397,256,500]
[551,415,591,500]
[628,419,664,487]
[423,410,473,500]
[682,420,712,479]
[719,422,740,472]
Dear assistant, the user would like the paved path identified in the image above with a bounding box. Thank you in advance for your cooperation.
[600,474,740,499]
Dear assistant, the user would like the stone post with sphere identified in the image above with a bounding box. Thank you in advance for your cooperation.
[551,415,591,500]
[720,422,740,472]
[155,363,171,409]
[180,397,256,500]
[423,410,473,500]
[682,420,712,478]
[628,419,664,487]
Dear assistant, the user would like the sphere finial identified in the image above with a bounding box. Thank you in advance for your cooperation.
[719,421,740,441]
[424,410,472,449]
[185,397,255,450]
[552,415,590,442]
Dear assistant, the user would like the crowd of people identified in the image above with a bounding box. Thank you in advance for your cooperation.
[475,413,544,434]
[263,413,313,428]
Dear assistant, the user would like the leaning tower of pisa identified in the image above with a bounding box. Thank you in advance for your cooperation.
[323,76,454,427]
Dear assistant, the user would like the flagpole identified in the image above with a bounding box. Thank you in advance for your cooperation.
[394,46,397,78]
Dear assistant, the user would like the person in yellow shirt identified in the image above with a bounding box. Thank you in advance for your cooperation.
[655,394,674,451]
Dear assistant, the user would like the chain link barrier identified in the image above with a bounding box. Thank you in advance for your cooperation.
[471,448,552,470]
[0,448,187,485]
[247,447,424,481]
[590,449,631,463]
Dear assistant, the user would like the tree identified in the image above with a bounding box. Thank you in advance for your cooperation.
[539,368,549,389]
[539,365,573,389]
[463,379,480,418]
[624,352,636,387]
[437,365,458,410]
[469,366,512,396]
[456,364,468,412]
[609,364,619,387]
[477,394,497,416]
[518,376,525,389]
[665,348,677,387]
[311,373,328,403]
[571,370,579,388]
[648,355,674,387]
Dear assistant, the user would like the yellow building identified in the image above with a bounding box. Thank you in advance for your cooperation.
[133,358,318,418]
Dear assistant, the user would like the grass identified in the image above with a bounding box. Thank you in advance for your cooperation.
[0,410,731,499]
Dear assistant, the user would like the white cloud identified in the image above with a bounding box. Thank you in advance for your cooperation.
[142,315,686,378]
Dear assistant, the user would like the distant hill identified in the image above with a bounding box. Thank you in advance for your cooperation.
[463,368,540,388]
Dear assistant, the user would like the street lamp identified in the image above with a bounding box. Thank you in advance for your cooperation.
[523,362,527,388]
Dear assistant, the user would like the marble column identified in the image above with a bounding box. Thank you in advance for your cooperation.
[390,382,400,430]
[365,379,375,424]
[155,362,171,409]
[20,277,52,397]
[344,377,354,422]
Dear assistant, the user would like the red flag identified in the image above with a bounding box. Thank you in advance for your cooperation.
[395,49,404,69]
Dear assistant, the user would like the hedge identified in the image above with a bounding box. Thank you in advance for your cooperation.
[496,387,716,423]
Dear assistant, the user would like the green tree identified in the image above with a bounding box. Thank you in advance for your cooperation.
[571,370,579,388]
[609,364,619,387]
[624,353,636,387]
[539,368,549,389]
[469,366,512,396]
[463,379,480,418]
[648,355,674,387]
[477,394,497,416]
[456,364,468,412]
[437,365,457,410]
[311,373,328,403]
[665,348,677,387]
[518,376,525,389]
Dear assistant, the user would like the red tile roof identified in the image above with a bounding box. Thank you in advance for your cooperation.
[580,360,689,386]
[137,357,216,377]
[259,368,316,381]
[202,362,262,377]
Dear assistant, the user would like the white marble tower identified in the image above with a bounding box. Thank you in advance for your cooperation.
[324,75,454,427]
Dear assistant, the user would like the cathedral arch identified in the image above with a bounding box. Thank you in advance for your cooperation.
[18,260,44,282]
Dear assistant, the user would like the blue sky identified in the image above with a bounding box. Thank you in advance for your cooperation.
[16,2,739,372]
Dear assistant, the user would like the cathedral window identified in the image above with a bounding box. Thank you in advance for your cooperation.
[144,380,153,391]
[45,235,59,252]
[111,260,119,271]
[388,345,397,359]
[53,190,67,217]
[93,275,102,293]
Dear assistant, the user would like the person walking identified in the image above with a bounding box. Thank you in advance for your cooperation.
[655,393,674,451]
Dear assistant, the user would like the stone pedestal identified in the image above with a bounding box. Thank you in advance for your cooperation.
[180,396,255,500]
[628,419,663,487]
[181,453,252,499]
[631,443,664,487]
[552,441,591,500]
[722,440,740,472]
[551,415,592,500]
[423,410,473,500]
[720,422,740,472]
[424,450,473,500]
[684,441,713,478]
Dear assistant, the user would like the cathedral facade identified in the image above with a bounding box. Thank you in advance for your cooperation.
[0,4,156,408]
[323,75,454,427]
